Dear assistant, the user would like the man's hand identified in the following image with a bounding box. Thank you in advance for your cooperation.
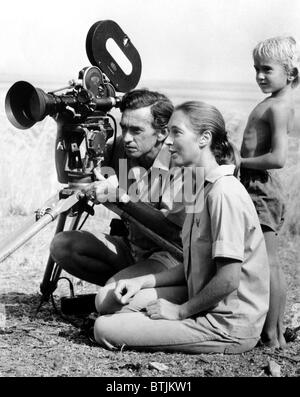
[114,279,144,305]
[83,168,119,204]
[146,299,183,320]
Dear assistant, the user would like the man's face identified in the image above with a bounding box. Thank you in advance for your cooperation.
[120,107,159,158]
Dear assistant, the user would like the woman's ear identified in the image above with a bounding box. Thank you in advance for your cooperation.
[198,130,212,147]
[157,127,169,142]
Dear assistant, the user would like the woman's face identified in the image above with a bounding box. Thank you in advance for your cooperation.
[166,110,201,166]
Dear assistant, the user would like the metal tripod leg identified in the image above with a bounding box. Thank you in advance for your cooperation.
[35,209,85,315]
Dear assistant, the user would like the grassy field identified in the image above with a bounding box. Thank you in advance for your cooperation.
[0,83,300,377]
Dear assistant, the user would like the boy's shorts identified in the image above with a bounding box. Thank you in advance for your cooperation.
[240,169,286,233]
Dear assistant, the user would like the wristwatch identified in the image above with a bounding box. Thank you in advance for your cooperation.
[118,191,130,204]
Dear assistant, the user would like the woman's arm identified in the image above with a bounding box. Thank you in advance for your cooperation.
[114,263,185,305]
[178,258,242,319]
[146,259,242,320]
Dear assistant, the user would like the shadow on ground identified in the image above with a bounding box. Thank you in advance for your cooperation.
[0,292,94,347]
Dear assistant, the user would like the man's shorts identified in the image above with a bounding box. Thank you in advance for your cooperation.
[146,250,181,269]
[103,234,181,271]
[240,169,286,233]
[108,219,181,270]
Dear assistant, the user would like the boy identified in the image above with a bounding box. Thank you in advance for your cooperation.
[240,36,299,348]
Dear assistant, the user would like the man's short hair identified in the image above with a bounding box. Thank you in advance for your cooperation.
[119,89,174,131]
[253,36,300,87]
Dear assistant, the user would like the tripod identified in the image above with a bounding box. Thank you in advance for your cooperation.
[0,180,183,317]
[35,186,95,315]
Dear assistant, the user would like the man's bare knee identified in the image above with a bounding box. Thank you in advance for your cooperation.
[50,230,95,259]
[50,231,77,262]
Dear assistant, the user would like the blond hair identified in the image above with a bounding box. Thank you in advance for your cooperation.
[253,36,300,87]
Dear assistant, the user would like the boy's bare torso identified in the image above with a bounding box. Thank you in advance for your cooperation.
[241,96,294,158]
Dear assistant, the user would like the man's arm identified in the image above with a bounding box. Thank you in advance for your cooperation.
[241,104,289,170]
[119,199,182,243]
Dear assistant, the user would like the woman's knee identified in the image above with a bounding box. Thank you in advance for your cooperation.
[95,286,117,314]
[94,316,117,349]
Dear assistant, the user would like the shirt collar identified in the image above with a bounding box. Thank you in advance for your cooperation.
[151,142,171,171]
[128,141,170,172]
[205,164,235,184]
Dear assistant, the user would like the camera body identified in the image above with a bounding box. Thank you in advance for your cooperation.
[5,20,142,185]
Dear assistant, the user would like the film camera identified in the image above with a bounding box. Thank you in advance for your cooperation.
[5,20,141,186]
[2,20,143,313]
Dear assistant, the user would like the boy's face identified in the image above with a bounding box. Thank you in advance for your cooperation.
[254,56,289,94]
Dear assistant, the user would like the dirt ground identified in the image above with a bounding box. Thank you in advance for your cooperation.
[0,213,299,378]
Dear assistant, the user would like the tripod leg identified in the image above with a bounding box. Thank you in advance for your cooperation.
[35,206,89,316]
[39,212,68,297]
[39,211,84,299]
[35,212,69,316]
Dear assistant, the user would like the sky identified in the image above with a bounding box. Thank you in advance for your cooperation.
[1,0,300,86]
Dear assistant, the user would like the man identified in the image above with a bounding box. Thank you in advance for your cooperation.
[50,89,185,292]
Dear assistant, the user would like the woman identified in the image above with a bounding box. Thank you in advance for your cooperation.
[93,101,270,354]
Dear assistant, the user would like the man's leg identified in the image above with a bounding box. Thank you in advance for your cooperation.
[50,230,134,286]
[261,228,287,348]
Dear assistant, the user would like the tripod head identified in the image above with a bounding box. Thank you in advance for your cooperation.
[5,20,142,186]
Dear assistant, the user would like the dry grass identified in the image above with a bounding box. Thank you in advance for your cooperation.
[0,116,61,217]
[0,213,299,377]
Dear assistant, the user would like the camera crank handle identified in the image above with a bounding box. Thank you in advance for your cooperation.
[48,80,81,94]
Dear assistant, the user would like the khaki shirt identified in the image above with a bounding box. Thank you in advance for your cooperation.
[182,164,270,339]
[105,137,185,259]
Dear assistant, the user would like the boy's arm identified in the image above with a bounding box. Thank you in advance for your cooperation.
[241,104,289,170]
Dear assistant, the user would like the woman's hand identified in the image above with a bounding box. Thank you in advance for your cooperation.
[146,299,183,321]
[114,278,144,305]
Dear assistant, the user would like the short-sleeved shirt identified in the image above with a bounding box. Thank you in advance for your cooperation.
[103,136,185,259]
[182,164,270,339]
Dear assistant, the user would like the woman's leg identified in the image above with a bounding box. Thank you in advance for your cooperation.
[95,258,184,314]
[94,312,258,354]
[96,283,188,315]
[94,285,258,354]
